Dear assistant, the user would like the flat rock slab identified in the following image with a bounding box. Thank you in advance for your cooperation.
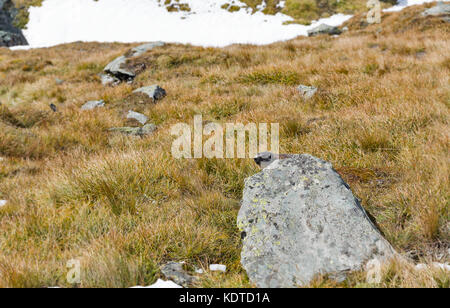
[81,100,105,110]
[237,154,395,288]
[127,110,148,125]
[104,56,135,80]
[297,85,318,100]
[129,41,164,57]
[307,24,342,37]
[133,85,167,101]
[103,42,164,82]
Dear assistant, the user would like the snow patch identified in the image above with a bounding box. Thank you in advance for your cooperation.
[131,279,182,288]
[15,0,351,49]
[10,0,436,50]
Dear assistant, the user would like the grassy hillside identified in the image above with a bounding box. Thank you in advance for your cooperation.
[0,3,449,288]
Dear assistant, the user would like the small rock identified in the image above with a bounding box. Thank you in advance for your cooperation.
[415,51,427,59]
[109,123,157,137]
[140,124,157,135]
[297,85,318,100]
[161,262,197,287]
[133,85,167,101]
[131,279,182,288]
[0,200,7,208]
[307,24,342,37]
[81,100,105,111]
[49,104,57,112]
[55,78,64,85]
[195,268,204,274]
[127,110,148,125]
[238,154,395,287]
[209,264,226,272]
[100,73,120,86]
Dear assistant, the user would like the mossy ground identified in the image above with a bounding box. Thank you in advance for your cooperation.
[0,3,448,288]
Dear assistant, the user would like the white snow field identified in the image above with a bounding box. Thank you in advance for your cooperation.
[13,0,435,49]
[18,0,351,48]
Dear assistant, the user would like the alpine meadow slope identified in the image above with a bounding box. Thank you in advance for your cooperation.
[0,2,449,288]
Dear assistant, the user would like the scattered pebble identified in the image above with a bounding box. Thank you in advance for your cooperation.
[209,264,226,272]
[0,200,7,208]
[133,85,167,101]
[55,78,64,85]
[195,268,204,274]
[81,100,105,111]
[297,85,318,100]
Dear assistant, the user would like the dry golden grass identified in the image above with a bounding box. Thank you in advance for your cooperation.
[0,3,449,288]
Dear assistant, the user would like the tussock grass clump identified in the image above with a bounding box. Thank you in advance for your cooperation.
[0,4,448,287]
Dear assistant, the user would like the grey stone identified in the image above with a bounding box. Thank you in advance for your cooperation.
[81,100,105,110]
[133,85,167,101]
[104,56,134,80]
[297,85,318,100]
[127,110,148,125]
[102,42,164,82]
[130,41,164,57]
[109,123,157,137]
[237,154,395,288]
[55,78,64,85]
[100,73,120,86]
[307,24,342,37]
[161,262,197,287]
[422,2,450,17]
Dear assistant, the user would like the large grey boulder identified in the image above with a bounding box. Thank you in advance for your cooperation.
[237,154,395,288]
[307,24,342,37]
[422,2,450,17]
[0,0,28,47]
[133,85,167,101]
[103,42,164,82]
